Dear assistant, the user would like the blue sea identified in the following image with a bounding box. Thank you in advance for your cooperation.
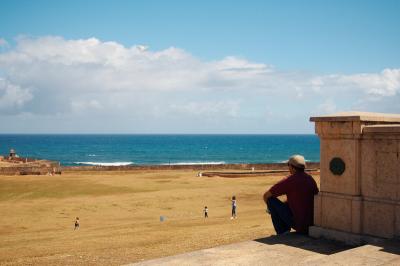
[0,135,320,166]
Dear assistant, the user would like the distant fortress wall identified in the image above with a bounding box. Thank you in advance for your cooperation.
[0,159,61,175]
[0,166,57,175]
[63,162,320,172]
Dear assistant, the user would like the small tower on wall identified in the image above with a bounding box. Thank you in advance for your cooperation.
[9,148,16,158]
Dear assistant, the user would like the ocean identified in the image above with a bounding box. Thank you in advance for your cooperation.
[0,134,320,166]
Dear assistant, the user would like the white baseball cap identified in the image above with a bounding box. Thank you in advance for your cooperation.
[288,154,306,169]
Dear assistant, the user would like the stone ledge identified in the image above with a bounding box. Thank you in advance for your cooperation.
[127,234,350,266]
[309,226,386,246]
[363,125,400,133]
[310,111,400,123]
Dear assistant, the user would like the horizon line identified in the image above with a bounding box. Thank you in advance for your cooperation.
[0,133,316,136]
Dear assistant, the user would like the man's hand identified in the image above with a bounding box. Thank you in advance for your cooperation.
[263,190,272,204]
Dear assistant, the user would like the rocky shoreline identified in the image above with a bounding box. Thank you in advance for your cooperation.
[63,162,320,171]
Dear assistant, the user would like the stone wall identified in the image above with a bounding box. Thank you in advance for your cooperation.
[309,112,400,243]
[63,162,320,172]
[0,160,61,175]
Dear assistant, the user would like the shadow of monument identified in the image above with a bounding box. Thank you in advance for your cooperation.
[254,232,352,255]
[378,240,400,255]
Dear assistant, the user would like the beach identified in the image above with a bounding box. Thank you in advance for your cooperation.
[0,168,320,265]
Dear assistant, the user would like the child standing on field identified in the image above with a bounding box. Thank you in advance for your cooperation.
[231,196,237,219]
[74,217,80,230]
[204,206,208,218]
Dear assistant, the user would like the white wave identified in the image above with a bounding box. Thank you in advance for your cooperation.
[161,161,225,166]
[87,154,97,157]
[74,161,133,166]
[277,159,312,163]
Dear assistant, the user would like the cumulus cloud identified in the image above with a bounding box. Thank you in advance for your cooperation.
[310,69,400,97]
[0,36,399,133]
[170,100,241,118]
[0,79,33,113]
[338,69,400,96]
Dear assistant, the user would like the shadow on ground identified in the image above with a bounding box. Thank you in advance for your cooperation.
[379,239,400,255]
[254,232,352,255]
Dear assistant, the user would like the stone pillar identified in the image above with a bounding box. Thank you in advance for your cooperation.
[309,112,400,244]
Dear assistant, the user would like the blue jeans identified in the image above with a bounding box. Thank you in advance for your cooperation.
[267,197,293,234]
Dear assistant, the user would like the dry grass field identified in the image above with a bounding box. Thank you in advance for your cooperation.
[0,169,319,265]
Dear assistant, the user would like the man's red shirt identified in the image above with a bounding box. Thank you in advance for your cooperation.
[269,171,319,233]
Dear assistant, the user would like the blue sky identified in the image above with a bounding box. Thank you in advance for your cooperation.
[0,0,399,133]
[2,0,399,73]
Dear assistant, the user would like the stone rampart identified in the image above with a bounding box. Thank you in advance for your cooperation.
[63,162,320,172]
[0,159,61,175]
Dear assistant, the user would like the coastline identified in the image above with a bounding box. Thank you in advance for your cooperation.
[62,162,320,172]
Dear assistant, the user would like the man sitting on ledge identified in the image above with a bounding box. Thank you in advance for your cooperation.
[263,155,319,235]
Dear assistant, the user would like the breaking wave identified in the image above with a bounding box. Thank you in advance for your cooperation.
[161,161,225,165]
[74,161,133,166]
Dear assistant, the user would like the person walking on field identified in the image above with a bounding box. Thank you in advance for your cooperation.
[204,206,208,218]
[74,217,80,230]
[263,155,319,235]
[231,196,237,219]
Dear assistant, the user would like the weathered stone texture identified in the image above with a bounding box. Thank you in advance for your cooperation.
[363,200,395,238]
[321,195,352,232]
[310,112,400,242]
[320,139,358,195]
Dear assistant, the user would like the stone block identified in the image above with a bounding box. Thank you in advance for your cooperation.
[398,140,400,156]
[396,205,400,238]
[376,151,398,200]
[315,122,323,135]
[319,121,354,136]
[351,199,362,234]
[361,139,376,196]
[320,139,358,195]
[362,145,399,200]
[352,121,363,135]
[374,139,398,153]
[314,194,322,226]
[364,125,400,134]
[309,226,363,246]
[363,200,395,238]
[321,195,352,232]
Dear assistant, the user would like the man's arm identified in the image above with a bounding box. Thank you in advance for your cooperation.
[263,190,272,204]
[263,176,291,204]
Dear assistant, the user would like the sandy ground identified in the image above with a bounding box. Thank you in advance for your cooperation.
[0,169,319,265]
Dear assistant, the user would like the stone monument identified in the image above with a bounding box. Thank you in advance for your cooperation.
[309,112,400,244]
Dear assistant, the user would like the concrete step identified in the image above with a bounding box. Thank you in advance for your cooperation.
[127,233,350,266]
[302,239,400,266]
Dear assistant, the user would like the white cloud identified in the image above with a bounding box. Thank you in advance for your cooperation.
[170,100,241,118]
[0,36,399,133]
[0,79,33,112]
[71,99,103,113]
[309,69,400,97]
[338,69,400,96]
[0,38,8,47]
[315,99,337,115]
